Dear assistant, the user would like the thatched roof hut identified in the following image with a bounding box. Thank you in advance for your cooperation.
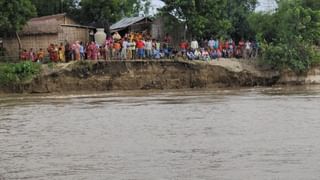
[21,18,61,35]
[2,13,96,57]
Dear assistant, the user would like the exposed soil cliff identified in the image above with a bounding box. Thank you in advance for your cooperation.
[278,65,320,85]
[0,59,281,93]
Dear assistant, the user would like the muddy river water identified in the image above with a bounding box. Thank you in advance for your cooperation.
[1,86,320,180]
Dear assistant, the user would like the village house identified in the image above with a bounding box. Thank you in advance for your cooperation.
[110,16,185,48]
[2,13,95,57]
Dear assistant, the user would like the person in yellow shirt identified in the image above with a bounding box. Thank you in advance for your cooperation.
[58,43,65,62]
[36,48,45,62]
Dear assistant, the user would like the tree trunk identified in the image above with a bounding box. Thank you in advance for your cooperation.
[15,31,22,51]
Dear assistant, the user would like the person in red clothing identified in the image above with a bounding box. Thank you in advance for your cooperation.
[164,33,172,44]
[47,44,54,61]
[238,38,245,57]
[20,49,28,60]
[224,40,229,50]
[179,40,188,56]
[136,39,145,59]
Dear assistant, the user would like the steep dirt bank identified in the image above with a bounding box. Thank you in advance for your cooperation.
[0,59,281,93]
[278,65,320,85]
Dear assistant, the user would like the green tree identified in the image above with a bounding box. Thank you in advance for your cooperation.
[0,0,36,32]
[0,0,36,49]
[160,0,257,40]
[77,0,143,31]
[227,0,257,40]
[301,0,320,10]
[249,0,320,72]
[31,0,150,33]
[141,0,152,16]
[30,0,78,17]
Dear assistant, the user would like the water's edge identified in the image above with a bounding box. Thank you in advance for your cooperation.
[1,87,320,179]
[1,59,319,94]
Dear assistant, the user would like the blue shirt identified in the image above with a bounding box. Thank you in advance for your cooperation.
[80,45,84,53]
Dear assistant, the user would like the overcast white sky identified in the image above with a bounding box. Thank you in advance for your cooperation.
[150,0,277,13]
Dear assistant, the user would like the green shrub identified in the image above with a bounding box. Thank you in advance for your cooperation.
[262,42,319,73]
[249,0,320,73]
[0,61,41,86]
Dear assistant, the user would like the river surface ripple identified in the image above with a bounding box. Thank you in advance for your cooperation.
[1,86,320,180]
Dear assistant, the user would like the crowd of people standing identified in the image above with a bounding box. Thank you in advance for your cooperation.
[20,31,259,63]
[180,38,259,61]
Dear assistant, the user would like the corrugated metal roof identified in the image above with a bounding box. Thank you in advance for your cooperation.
[110,17,149,31]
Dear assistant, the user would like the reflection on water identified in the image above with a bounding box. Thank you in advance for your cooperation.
[1,86,320,180]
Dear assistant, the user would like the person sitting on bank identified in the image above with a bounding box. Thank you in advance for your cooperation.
[201,48,210,61]
[186,49,195,60]
[194,49,201,60]
[210,49,218,60]
[153,48,161,59]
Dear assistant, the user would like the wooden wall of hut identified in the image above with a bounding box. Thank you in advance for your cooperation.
[59,26,91,44]
[3,34,58,58]
[3,26,92,58]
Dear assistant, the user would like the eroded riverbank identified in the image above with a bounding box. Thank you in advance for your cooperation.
[1,59,320,94]
[0,59,279,93]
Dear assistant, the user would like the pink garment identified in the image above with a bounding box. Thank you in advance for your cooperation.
[74,43,81,60]
[29,52,35,61]
[86,44,92,59]
[106,38,113,47]
[89,44,98,60]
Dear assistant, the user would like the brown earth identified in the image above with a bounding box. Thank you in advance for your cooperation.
[0,59,282,93]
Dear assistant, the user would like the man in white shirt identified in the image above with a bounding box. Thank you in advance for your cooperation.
[121,38,129,60]
[244,40,252,59]
[145,39,153,59]
[191,38,199,50]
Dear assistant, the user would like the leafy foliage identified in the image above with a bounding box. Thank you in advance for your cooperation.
[0,61,41,86]
[301,0,320,10]
[30,0,78,17]
[0,0,36,33]
[30,0,151,31]
[262,42,318,72]
[160,0,257,40]
[78,0,137,26]
[249,0,320,73]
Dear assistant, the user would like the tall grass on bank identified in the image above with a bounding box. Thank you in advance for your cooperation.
[0,61,41,86]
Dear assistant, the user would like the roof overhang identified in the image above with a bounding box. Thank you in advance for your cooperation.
[61,24,96,29]
[110,17,152,32]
